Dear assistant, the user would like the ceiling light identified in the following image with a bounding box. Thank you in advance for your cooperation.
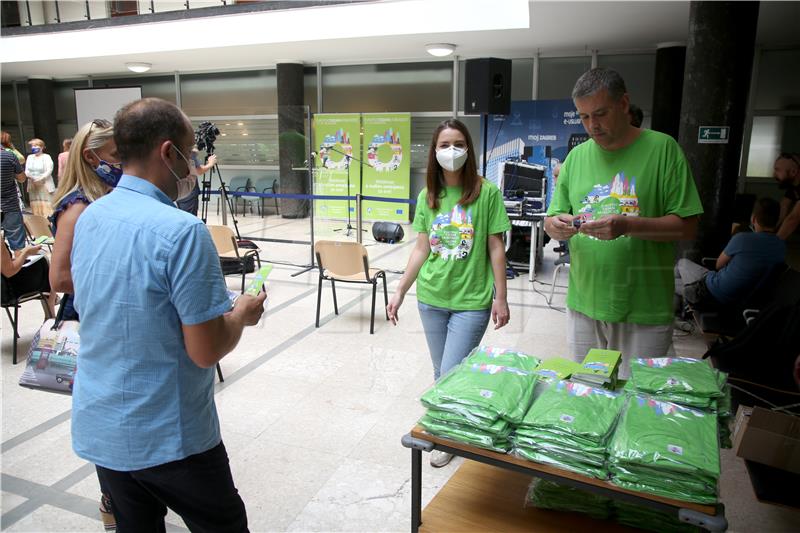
[125,62,151,73]
[425,43,456,57]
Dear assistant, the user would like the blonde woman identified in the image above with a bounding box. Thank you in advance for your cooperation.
[49,118,120,529]
[24,138,55,216]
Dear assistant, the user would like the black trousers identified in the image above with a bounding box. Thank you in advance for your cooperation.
[95,442,248,533]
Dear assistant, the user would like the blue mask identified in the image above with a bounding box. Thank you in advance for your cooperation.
[30,146,41,154]
[94,158,123,187]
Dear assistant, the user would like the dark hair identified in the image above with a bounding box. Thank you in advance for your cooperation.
[777,153,800,168]
[113,98,191,164]
[572,67,627,100]
[425,119,481,210]
[628,104,644,127]
[753,197,780,229]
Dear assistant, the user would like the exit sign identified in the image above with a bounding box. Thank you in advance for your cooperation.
[698,126,730,144]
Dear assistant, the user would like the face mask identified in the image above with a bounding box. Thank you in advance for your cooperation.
[436,146,468,172]
[30,146,41,154]
[166,144,192,187]
[91,151,123,187]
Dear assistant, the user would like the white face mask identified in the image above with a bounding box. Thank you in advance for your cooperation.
[436,146,468,172]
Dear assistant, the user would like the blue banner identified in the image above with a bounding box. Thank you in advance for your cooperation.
[481,99,588,206]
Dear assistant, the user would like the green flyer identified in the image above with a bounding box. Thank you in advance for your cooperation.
[313,114,361,219]
[361,113,410,222]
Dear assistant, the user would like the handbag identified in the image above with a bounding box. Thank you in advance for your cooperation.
[18,302,80,395]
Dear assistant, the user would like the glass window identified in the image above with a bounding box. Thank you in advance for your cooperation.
[597,53,656,113]
[181,70,276,116]
[747,116,783,177]
[755,49,800,110]
[92,75,176,103]
[323,62,452,113]
[304,67,318,114]
[538,56,592,100]
[192,118,278,167]
[511,58,534,101]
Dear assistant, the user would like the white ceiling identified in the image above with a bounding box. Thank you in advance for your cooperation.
[1,1,798,82]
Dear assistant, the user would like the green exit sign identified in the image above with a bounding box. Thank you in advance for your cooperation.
[698,126,730,144]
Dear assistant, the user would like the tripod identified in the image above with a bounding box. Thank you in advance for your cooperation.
[200,155,242,240]
[329,147,367,238]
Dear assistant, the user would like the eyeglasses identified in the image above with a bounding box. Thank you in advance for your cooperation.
[88,119,111,136]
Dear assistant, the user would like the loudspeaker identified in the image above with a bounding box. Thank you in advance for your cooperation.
[465,58,512,115]
[372,222,405,244]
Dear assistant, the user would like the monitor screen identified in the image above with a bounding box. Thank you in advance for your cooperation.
[503,161,545,196]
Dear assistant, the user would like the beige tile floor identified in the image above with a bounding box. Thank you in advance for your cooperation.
[2,209,799,532]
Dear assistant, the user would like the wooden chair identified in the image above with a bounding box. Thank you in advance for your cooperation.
[207,225,261,293]
[314,241,388,334]
[23,214,54,250]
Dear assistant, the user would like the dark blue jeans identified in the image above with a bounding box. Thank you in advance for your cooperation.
[1,210,27,250]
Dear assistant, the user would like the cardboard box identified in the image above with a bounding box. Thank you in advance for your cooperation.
[732,405,752,452]
[735,406,800,474]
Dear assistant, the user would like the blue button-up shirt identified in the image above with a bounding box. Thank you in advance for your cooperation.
[71,175,231,471]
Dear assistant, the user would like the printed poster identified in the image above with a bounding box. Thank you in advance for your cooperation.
[481,99,588,206]
[361,113,411,222]
[313,114,361,219]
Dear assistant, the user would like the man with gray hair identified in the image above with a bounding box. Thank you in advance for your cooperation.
[544,68,703,377]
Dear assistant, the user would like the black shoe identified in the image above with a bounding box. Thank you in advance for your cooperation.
[553,245,566,253]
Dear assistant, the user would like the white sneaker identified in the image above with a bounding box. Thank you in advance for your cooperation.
[430,450,454,468]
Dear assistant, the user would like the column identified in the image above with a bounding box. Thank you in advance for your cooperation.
[277,62,307,218]
[651,43,686,140]
[677,1,759,260]
[28,76,60,185]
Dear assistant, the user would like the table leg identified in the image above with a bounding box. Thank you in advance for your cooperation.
[411,447,422,533]
[528,221,538,282]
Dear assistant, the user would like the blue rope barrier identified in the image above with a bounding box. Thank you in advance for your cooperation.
[209,190,416,204]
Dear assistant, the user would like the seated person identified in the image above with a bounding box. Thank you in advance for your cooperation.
[1,232,56,318]
[675,197,785,309]
[775,153,800,240]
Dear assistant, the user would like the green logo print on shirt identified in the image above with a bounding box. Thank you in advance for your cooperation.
[429,204,474,261]
[578,172,640,221]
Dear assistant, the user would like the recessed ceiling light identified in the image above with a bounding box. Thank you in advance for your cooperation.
[125,62,151,73]
[425,43,456,57]
[242,133,248,136]
[237,122,244,126]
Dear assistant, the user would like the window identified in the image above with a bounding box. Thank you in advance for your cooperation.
[181,70,276,116]
[538,56,592,100]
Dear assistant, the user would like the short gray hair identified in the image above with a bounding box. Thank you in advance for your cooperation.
[572,68,627,100]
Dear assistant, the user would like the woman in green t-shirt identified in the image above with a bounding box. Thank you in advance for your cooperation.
[388,117,511,415]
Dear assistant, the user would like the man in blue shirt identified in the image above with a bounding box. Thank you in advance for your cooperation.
[71,98,265,532]
[675,197,786,308]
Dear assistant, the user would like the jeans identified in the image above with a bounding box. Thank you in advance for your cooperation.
[1,210,27,250]
[418,302,491,380]
[95,442,247,533]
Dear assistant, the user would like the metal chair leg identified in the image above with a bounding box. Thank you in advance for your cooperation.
[331,280,339,315]
[382,275,389,320]
[12,304,19,364]
[370,282,377,334]
[548,263,564,304]
[216,363,224,382]
[315,276,323,327]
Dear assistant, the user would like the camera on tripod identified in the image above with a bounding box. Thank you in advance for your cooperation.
[195,121,220,155]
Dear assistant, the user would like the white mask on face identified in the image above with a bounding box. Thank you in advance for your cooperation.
[436,146,468,172]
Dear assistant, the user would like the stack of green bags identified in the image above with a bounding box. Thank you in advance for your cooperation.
[419,346,540,452]
[627,358,732,448]
[513,380,625,479]
[628,357,723,409]
[524,478,612,520]
[524,479,700,532]
[608,395,720,504]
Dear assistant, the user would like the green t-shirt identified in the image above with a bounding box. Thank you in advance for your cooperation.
[413,180,511,310]
[547,129,703,325]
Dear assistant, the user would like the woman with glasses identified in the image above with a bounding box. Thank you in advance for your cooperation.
[49,119,121,528]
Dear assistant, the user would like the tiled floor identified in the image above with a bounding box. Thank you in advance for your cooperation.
[2,211,798,531]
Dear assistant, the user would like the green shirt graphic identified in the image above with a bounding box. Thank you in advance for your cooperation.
[547,129,703,325]
[413,180,510,310]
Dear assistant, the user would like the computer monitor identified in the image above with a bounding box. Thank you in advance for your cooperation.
[502,161,545,196]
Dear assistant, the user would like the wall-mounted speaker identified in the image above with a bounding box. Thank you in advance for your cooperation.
[465,58,512,115]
